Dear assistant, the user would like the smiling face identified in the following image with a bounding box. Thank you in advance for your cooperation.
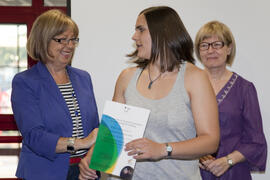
[199,35,232,69]
[132,14,152,60]
[47,28,76,67]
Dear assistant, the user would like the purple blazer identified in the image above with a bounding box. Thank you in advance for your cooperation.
[11,62,99,180]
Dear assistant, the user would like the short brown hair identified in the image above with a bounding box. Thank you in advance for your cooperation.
[129,6,194,72]
[195,21,236,66]
[27,9,79,63]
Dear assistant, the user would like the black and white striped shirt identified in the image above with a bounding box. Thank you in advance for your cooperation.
[58,82,87,157]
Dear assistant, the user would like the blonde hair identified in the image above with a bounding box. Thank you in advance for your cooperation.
[27,9,79,63]
[195,21,236,66]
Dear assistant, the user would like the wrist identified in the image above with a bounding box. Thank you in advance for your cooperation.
[163,143,173,158]
[67,137,76,154]
[161,143,167,158]
[75,138,86,150]
[226,155,234,167]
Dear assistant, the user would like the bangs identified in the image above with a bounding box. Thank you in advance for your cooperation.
[53,19,79,37]
[199,30,225,44]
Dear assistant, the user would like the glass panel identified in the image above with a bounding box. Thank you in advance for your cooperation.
[44,0,66,7]
[0,24,27,114]
[0,131,21,178]
[0,156,19,177]
[0,0,32,6]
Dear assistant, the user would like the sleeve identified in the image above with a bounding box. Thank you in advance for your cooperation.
[235,83,267,171]
[11,75,59,161]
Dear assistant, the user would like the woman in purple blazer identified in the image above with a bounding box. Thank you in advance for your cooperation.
[11,10,99,180]
[195,21,267,179]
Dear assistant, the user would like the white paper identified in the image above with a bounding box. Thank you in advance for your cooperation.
[89,100,150,178]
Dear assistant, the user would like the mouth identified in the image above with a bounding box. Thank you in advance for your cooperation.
[136,44,142,48]
[206,56,218,60]
[61,51,73,58]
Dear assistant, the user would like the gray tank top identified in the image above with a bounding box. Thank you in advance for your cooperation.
[124,63,202,180]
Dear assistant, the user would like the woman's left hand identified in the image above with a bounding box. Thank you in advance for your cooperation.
[207,156,230,177]
[125,138,165,160]
[80,128,98,149]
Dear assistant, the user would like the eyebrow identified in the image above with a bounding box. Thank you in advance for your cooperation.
[135,25,144,30]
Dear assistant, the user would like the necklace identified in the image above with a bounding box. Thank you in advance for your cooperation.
[66,70,80,138]
[148,66,162,89]
[71,91,80,138]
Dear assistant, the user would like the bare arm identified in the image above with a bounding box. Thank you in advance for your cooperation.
[169,64,219,158]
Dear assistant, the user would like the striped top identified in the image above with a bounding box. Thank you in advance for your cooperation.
[58,82,87,157]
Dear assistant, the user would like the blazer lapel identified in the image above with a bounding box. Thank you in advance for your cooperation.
[36,62,71,118]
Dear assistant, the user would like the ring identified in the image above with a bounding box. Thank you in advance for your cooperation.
[136,148,143,155]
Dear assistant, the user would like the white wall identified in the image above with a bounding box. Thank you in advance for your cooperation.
[71,1,269,179]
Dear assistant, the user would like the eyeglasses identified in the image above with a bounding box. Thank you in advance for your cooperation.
[199,41,225,51]
[52,37,79,46]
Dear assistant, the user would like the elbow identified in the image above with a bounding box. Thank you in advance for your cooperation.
[209,135,220,154]
[212,141,220,154]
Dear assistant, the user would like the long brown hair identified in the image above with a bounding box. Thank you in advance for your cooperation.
[129,6,195,72]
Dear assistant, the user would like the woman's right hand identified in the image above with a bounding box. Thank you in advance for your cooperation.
[79,148,98,180]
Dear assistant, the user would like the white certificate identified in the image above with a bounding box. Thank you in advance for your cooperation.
[89,100,150,178]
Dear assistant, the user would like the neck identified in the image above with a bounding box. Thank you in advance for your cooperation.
[148,63,161,75]
[147,64,162,89]
[46,63,69,84]
[205,66,233,95]
[46,62,66,73]
[205,66,229,82]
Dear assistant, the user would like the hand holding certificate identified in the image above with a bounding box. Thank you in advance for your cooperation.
[89,101,150,179]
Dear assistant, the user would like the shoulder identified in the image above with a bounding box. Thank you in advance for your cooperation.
[234,73,253,87]
[12,64,40,86]
[183,63,214,99]
[11,65,42,99]
[68,66,90,78]
[67,66,95,86]
[234,73,258,97]
[184,63,209,86]
[116,66,138,85]
[113,66,138,103]
[119,66,138,77]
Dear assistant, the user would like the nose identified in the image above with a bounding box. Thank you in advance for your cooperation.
[207,45,215,53]
[66,40,75,48]
[132,31,138,41]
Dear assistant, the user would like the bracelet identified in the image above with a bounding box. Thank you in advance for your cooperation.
[226,155,233,167]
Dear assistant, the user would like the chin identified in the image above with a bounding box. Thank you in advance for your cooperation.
[137,51,150,59]
[138,55,150,60]
[207,64,223,69]
[61,59,72,65]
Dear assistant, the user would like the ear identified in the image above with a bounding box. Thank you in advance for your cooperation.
[227,44,232,55]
